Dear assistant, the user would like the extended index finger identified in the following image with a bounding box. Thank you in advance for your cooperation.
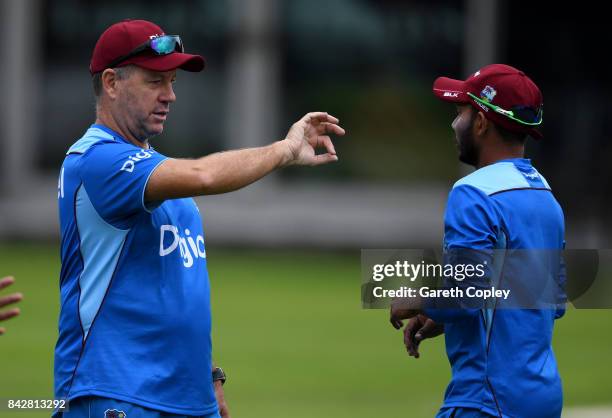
[0,292,23,308]
[0,276,15,291]
[302,112,340,125]
[0,307,20,321]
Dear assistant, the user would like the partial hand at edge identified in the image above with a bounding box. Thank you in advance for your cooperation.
[0,276,23,335]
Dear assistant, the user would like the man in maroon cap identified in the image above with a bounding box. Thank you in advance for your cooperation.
[55,19,344,418]
[390,64,566,417]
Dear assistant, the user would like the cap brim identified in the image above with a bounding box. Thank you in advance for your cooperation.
[432,77,470,103]
[126,52,205,72]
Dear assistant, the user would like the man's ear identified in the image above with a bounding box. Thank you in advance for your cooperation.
[101,68,119,100]
[473,111,489,137]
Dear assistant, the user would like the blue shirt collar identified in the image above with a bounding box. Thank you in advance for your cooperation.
[90,124,130,144]
[90,124,153,149]
[496,157,531,166]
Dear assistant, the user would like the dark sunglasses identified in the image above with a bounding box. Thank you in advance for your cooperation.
[107,35,184,69]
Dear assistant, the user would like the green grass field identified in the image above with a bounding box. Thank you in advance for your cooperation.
[1,243,611,417]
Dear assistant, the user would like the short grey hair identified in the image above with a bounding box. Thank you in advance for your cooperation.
[92,65,136,100]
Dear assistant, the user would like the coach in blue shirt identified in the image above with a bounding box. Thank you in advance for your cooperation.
[55,19,344,418]
[390,64,565,418]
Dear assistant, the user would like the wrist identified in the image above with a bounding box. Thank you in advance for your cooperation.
[273,140,294,167]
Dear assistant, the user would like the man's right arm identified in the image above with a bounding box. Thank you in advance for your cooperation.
[423,185,499,324]
[145,112,345,202]
[403,314,444,358]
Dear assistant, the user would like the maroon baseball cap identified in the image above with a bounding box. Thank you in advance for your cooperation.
[433,64,543,139]
[90,19,205,74]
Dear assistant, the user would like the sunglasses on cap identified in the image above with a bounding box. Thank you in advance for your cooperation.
[106,34,184,69]
[467,92,543,126]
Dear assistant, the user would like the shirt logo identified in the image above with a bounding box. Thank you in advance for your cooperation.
[159,224,206,268]
[523,170,540,180]
[120,150,155,173]
[443,92,459,98]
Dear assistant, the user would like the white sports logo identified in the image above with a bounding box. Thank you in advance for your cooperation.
[523,170,540,180]
[443,92,459,98]
[474,101,489,112]
[120,150,154,173]
[159,224,206,268]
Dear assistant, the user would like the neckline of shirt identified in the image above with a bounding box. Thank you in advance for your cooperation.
[90,124,152,150]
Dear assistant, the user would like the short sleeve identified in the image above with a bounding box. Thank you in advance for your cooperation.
[79,142,168,228]
[444,185,500,250]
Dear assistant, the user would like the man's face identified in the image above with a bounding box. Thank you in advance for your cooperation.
[113,67,177,142]
[451,104,479,166]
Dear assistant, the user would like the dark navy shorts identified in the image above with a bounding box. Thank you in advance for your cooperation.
[57,396,221,418]
[437,406,498,418]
